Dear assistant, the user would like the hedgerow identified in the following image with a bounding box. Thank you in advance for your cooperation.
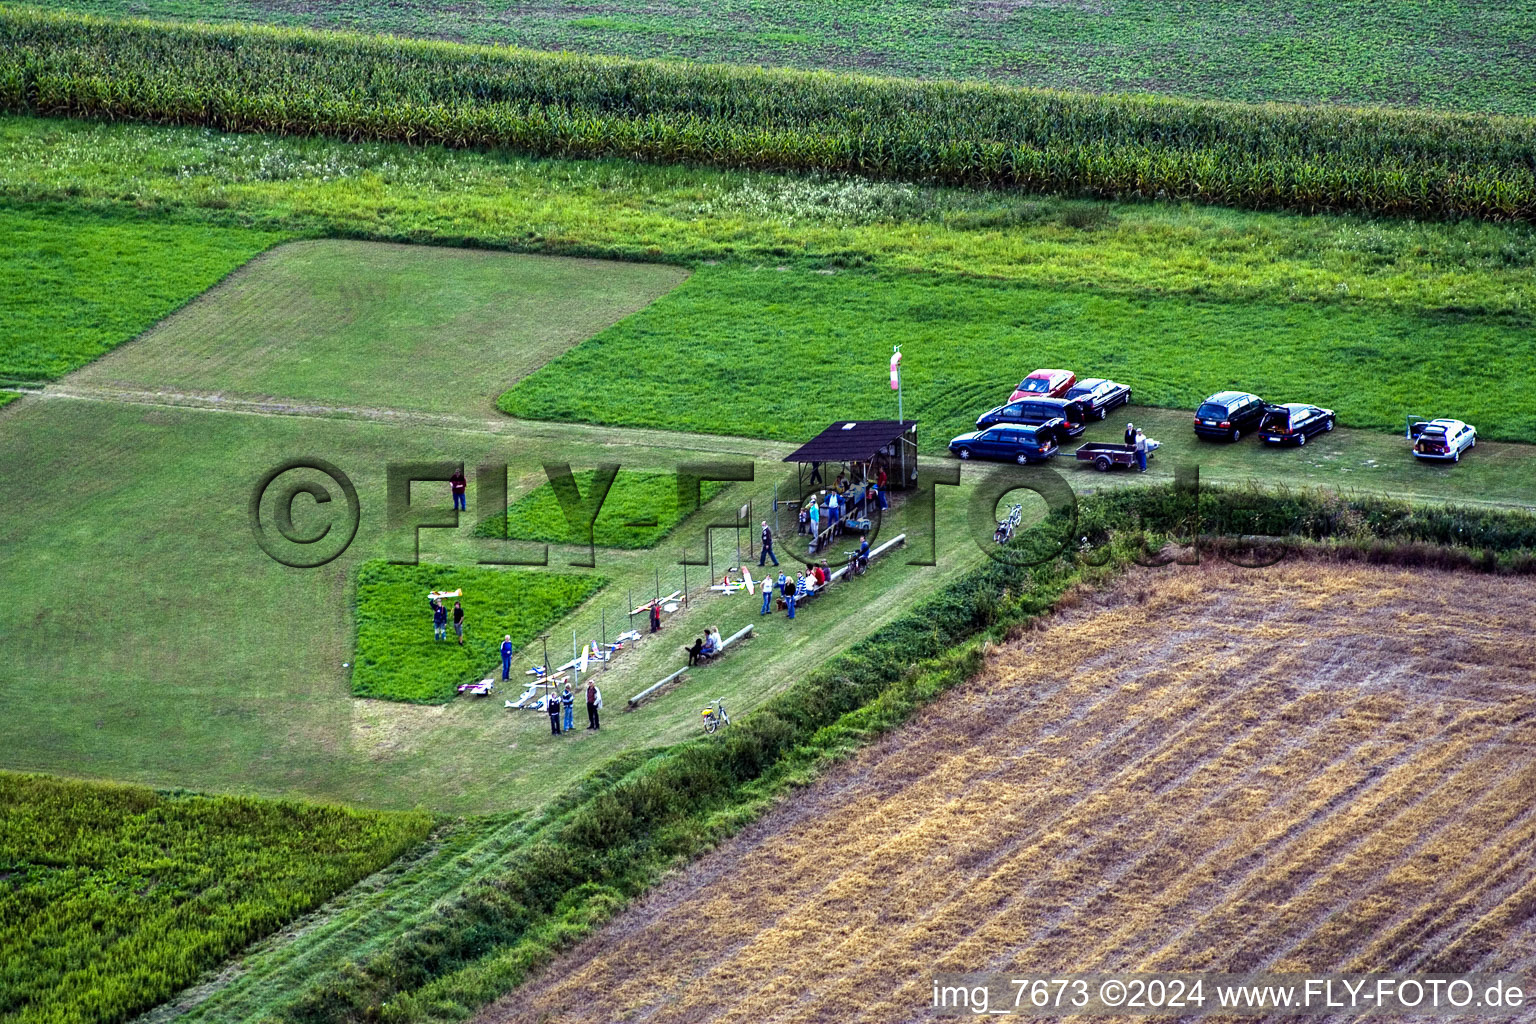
[3,9,1535,221]
[0,773,430,1024]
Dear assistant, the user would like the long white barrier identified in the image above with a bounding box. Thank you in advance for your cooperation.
[628,623,755,708]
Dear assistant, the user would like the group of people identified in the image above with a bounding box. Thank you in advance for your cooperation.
[686,627,722,665]
[1123,422,1150,472]
[430,597,465,645]
[797,465,889,554]
[547,680,602,735]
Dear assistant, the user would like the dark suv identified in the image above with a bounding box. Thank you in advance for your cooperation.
[1193,391,1265,441]
[975,397,1088,442]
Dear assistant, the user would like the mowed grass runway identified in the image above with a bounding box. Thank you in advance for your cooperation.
[0,241,988,812]
[483,563,1536,1024]
[70,239,687,416]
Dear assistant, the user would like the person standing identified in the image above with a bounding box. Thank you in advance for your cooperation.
[1124,422,1136,446]
[432,599,447,642]
[547,690,562,735]
[586,681,600,730]
[827,491,840,535]
[561,684,574,732]
[758,520,779,567]
[501,635,514,681]
[449,467,467,512]
[809,460,822,485]
[1135,428,1148,473]
[761,576,773,615]
[808,499,821,550]
[650,601,662,633]
[452,601,465,645]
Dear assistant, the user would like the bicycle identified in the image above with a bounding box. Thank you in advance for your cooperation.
[994,502,1023,545]
[843,549,868,577]
[701,698,731,734]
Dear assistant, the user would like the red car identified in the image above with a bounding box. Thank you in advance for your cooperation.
[1009,369,1076,402]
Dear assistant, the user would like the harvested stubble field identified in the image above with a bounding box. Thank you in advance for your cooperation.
[482,561,1536,1024]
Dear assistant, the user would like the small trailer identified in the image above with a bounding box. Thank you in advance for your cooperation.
[1074,439,1160,471]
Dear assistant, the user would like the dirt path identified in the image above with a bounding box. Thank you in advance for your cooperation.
[476,561,1536,1024]
[33,381,789,458]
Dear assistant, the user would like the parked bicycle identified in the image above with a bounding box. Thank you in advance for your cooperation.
[994,502,1023,545]
[701,698,731,734]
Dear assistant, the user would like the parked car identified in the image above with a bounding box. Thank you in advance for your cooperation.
[1064,378,1132,420]
[1193,391,1266,441]
[949,424,1059,464]
[1410,419,1477,462]
[975,397,1088,441]
[1258,403,1336,446]
[1008,369,1076,402]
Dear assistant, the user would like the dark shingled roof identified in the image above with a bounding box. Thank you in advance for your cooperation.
[782,420,917,464]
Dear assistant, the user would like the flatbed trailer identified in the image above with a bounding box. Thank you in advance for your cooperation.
[1075,439,1159,471]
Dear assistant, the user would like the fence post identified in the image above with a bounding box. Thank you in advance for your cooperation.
[682,551,689,607]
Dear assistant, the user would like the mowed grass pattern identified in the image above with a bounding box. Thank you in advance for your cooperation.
[486,563,1536,1024]
[71,239,687,415]
[503,267,1536,446]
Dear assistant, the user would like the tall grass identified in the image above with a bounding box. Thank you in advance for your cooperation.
[2,8,1534,221]
[0,773,431,1024]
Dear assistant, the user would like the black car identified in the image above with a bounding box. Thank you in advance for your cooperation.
[948,424,1059,464]
[975,396,1088,442]
[1064,378,1132,420]
[1193,391,1266,441]
[1258,403,1335,446]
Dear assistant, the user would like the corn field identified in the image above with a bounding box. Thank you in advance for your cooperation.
[0,773,431,1024]
[2,9,1534,221]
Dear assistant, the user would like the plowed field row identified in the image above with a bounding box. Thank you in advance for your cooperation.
[480,563,1536,1024]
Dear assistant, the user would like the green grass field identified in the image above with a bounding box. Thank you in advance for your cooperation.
[504,265,1536,445]
[354,562,606,703]
[0,201,288,382]
[23,0,1536,115]
[68,238,686,415]
[475,470,727,549]
[0,772,430,1024]
[3,239,1532,820]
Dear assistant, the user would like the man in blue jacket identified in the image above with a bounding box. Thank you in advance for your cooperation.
[501,635,514,681]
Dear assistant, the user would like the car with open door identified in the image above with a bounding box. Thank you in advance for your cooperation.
[1258,403,1336,446]
[1410,419,1476,462]
[975,397,1087,441]
[1193,391,1266,441]
[949,424,1059,464]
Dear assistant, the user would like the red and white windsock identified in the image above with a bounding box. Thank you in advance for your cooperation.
[890,349,902,390]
